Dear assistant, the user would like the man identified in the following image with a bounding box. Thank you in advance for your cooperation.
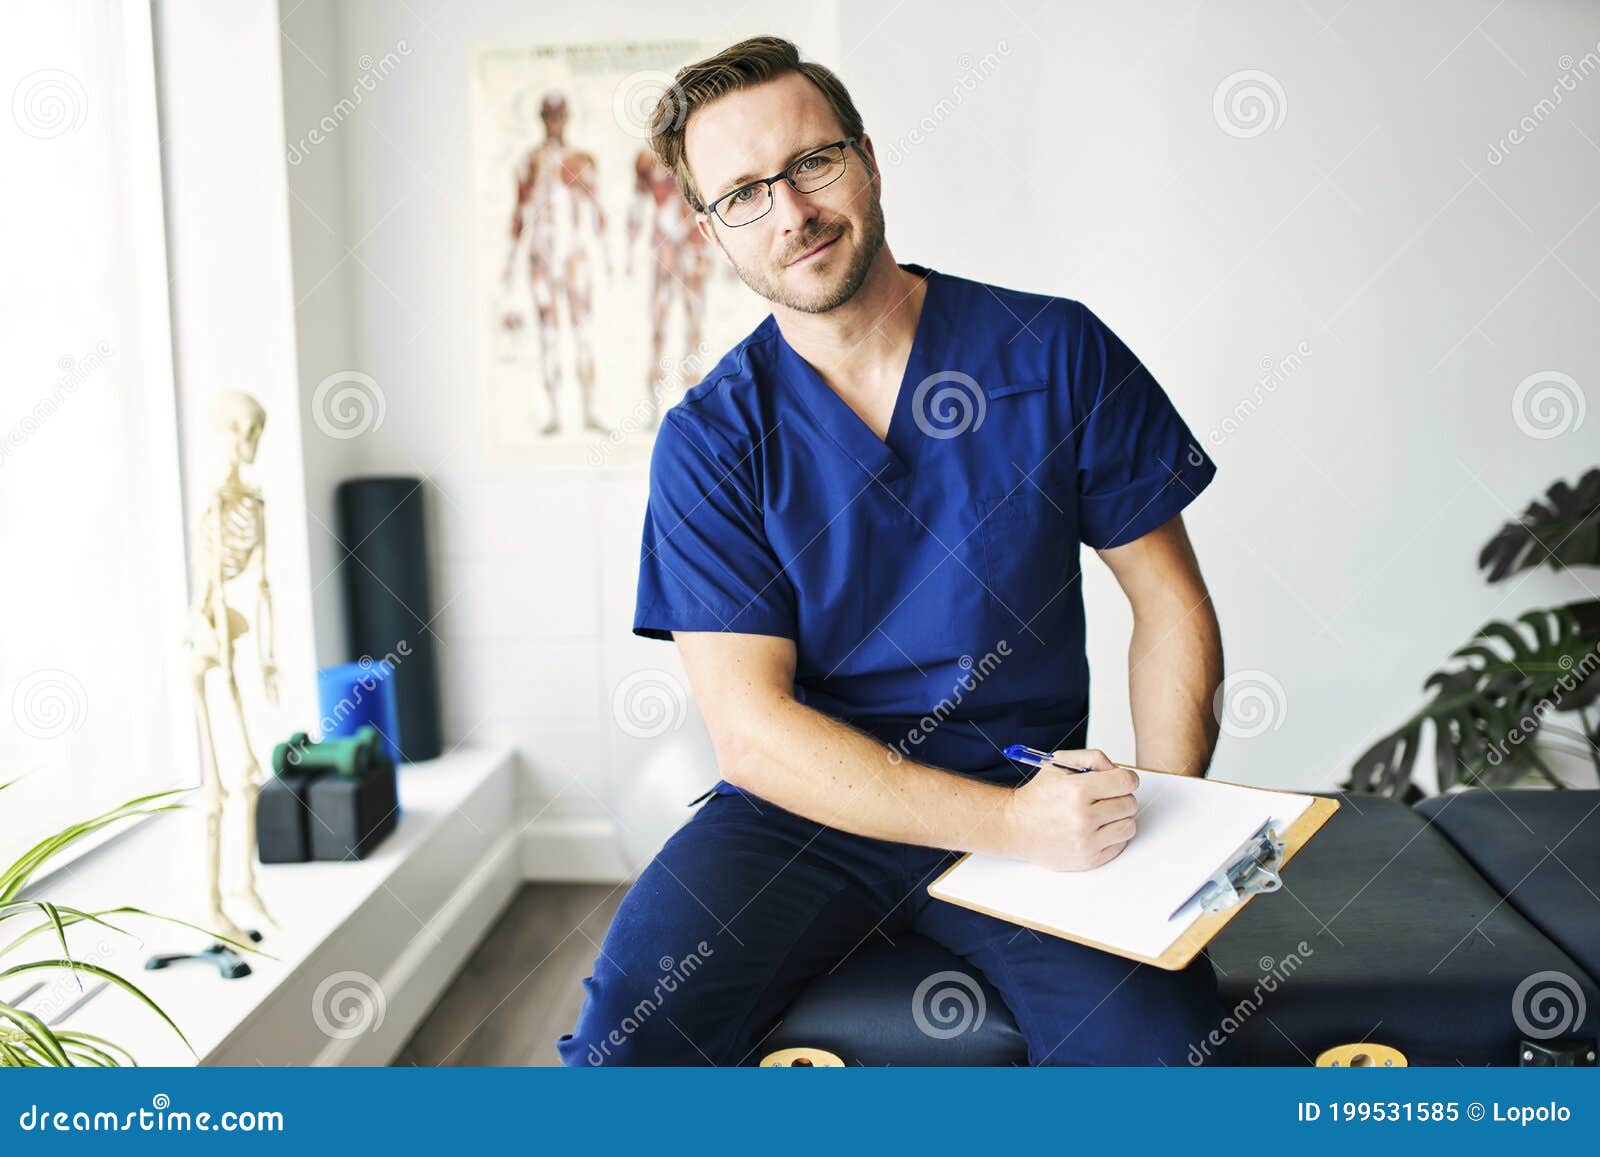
[558,36,1231,1067]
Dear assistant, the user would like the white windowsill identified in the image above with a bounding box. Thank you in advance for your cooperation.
[7,746,520,1067]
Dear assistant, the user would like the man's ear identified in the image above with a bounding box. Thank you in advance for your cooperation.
[856,134,879,180]
[695,214,716,247]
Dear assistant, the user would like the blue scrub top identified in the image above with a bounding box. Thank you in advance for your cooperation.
[634,262,1216,790]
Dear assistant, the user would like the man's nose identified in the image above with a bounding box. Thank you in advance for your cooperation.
[769,179,820,237]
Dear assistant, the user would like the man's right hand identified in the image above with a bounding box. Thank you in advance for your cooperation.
[1002,748,1140,871]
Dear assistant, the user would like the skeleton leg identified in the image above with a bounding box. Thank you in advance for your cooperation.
[220,664,278,930]
[192,665,253,945]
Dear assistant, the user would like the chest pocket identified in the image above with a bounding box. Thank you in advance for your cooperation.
[972,379,1078,635]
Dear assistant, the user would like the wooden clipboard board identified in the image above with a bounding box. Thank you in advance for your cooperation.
[927,773,1341,971]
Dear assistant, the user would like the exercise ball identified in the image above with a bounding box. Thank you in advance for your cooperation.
[615,711,718,875]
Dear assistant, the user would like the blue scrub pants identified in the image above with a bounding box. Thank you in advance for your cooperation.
[557,788,1238,1067]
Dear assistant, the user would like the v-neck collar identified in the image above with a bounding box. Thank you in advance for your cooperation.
[775,262,943,485]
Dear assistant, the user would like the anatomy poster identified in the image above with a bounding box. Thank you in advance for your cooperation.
[473,40,767,465]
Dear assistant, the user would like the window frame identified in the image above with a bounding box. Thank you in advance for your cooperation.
[8,0,198,890]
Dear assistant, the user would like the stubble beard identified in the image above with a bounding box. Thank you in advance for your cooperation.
[720,192,887,315]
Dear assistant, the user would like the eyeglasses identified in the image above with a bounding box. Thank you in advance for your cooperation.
[702,138,857,228]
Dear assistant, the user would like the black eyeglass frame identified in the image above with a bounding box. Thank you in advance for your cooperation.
[700,137,860,227]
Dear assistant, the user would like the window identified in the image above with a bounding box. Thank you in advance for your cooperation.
[1,1,195,874]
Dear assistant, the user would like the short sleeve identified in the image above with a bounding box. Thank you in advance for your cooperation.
[633,409,798,641]
[1067,303,1217,550]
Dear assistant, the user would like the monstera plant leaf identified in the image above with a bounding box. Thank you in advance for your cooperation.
[1479,467,1600,581]
[1349,600,1600,798]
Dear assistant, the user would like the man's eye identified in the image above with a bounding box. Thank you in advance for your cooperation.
[795,155,823,173]
[729,187,756,205]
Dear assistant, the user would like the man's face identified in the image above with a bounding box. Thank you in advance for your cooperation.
[685,72,884,314]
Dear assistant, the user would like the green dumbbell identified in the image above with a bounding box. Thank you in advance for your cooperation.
[272,725,382,778]
[272,732,312,778]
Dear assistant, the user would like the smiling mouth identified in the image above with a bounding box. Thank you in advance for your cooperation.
[789,233,841,267]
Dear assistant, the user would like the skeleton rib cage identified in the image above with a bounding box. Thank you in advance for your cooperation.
[197,483,265,586]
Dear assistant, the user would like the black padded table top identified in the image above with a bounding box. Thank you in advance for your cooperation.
[1415,789,1600,995]
[764,790,1600,1066]
[763,932,1028,1066]
[1209,791,1600,1065]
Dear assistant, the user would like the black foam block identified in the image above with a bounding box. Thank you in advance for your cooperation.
[306,760,400,861]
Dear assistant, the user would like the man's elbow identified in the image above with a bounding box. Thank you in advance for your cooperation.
[703,692,788,792]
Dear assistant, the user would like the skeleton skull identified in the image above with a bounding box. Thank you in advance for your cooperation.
[213,390,266,465]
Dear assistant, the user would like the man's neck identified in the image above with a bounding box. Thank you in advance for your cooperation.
[772,250,927,397]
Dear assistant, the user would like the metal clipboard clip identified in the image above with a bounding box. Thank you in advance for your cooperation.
[1167,819,1285,921]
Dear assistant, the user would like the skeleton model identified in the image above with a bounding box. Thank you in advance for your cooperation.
[500,91,611,435]
[181,391,279,946]
[626,149,711,429]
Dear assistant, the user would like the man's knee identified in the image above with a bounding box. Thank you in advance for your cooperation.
[556,970,726,1067]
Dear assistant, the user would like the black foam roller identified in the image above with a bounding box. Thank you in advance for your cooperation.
[335,476,442,762]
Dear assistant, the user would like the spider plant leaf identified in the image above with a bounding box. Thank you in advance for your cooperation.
[0,961,193,1057]
[61,1041,111,1066]
[0,795,189,903]
[0,1002,71,1066]
[1479,467,1600,581]
[89,905,273,959]
[0,1035,48,1066]
[0,903,139,959]
[0,903,270,962]
[54,1028,138,1067]
[36,901,80,990]
[0,1038,44,1066]
[0,787,201,1071]
[34,904,134,938]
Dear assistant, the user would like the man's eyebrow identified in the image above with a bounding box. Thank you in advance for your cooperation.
[711,141,830,203]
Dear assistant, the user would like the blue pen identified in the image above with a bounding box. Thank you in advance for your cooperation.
[1005,744,1145,776]
[1004,743,1096,774]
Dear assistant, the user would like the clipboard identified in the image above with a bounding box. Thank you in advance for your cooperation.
[927,770,1340,971]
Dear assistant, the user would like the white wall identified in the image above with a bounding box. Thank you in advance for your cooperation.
[280,0,364,668]
[280,0,841,875]
[282,0,1600,878]
[850,0,1600,792]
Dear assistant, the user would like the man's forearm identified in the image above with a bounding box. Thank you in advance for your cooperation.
[1127,594,1223,777]
[715,695,1017,856]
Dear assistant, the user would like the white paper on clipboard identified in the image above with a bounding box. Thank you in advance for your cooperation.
[929,772,1317,960]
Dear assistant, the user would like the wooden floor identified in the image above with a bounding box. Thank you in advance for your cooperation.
[393,882,625,1067]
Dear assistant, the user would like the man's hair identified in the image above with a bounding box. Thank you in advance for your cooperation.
[648,36,866,213]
